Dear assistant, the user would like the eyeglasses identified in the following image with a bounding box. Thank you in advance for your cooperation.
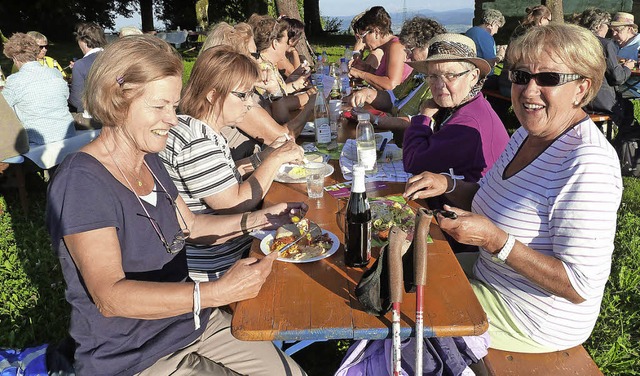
[39,45,48,50]
[426,70,471,83]
[509,70,583,87]
[404,46,415,56]
[231,89,254,101]
[250,51,261,59]
[356,30,370,39]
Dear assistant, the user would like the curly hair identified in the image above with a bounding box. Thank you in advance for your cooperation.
[353,6,392,36]
[84,35,182,128]
[247,13,288,52]
[398,17,447,50]
[507,24,604,107]
[483,9,505,27]
[576,8,612,34]
[200,22,254,56]
[74,22,107,49]
[3,33,39,63]
[520,5,551,28]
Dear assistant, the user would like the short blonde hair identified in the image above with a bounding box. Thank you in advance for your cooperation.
[84,35,182,128]
[181,45,259,120]
[119,26,143,37]
[507,24,604,107]
[26,31,47,45]
[3,33,39,63]
[200,22,254,56]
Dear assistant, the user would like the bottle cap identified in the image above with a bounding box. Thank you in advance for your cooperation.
[357,113,370,121]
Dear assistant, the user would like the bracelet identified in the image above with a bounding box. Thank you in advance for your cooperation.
[250,152,262,169]
[494,234,515,263]
[439,168,465,194]
[193,281,201,330]
[241,212,250,235]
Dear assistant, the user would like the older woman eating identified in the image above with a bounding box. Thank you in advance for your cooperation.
[405,24,622,353]
[402,33,509,183]
[46,35,307,375]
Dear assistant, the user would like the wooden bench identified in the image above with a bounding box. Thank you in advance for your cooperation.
[484,345,603,376]
[588,113,614,141]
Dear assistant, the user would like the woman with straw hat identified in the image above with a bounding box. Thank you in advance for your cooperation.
[402,33,509,184]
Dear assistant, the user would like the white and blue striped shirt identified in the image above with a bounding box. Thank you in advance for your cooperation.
[472,118,622,349]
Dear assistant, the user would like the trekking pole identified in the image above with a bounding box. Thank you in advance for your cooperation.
[388,226,406,376]
[413,208,433,373]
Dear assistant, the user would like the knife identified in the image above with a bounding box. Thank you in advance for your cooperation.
[277,229,309,255]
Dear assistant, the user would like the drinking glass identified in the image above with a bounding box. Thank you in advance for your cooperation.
[305,162,326,198]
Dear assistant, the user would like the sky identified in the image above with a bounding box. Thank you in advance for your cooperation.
[319,0,474,16]
[112,0,474,32]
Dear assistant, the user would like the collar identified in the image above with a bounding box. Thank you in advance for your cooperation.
[84,47,103,57]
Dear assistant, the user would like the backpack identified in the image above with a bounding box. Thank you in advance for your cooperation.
[615,134,640,177]
[0,344,48,376]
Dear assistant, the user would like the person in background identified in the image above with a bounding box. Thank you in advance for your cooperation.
[160,45,304,281]
[11,31,67,79]
[349,6,412,91]
[402,33,509,183]
[610,12,640,61]
[46,35,307,376]
[498,5,552,97]
[348,17,447,143]
[69,22,106,114]
[349,11,384,71]
[577,8,636,132]
[465,8,506,79]
[2,33,75,145]
[405,23,621,354]
[119,25,143,37]
[276,16,306,78]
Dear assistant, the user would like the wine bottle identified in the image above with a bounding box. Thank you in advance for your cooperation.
[345,165,371,267]
[314,82,331,147]
[356,113,378,174]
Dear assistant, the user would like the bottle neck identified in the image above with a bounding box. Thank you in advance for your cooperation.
[352,171,366,193]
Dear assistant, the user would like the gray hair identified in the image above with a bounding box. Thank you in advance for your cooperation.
[483,9,505,27]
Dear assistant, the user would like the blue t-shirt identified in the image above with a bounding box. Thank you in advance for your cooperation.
[465,26,497,75]
[46,152,211,376]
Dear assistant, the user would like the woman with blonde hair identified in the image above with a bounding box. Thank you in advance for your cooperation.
[10,31,67,78]
[47,35,307,375]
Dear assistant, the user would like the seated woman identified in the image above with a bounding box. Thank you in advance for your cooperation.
[349,17,447,143]
[2,33,75,145]
[349,11,384,71]
[402,34,509,184]
[276,16,307,79]
[577,8,636,132]
[199,21,314,159]
[405,24,622,354]
[349,6,413,91]
[11,31,67,79]
[46,35,307,376]
[248,14,312,124]
[160,45,304,281]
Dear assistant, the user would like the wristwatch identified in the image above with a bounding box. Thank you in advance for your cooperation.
[493,234,515,263]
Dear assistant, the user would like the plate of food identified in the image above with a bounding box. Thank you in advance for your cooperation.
[274,162,334,183]
[370,199,417,242]
[260,218,340,263]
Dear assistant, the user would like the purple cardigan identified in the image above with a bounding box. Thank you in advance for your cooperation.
[403,94,509,182]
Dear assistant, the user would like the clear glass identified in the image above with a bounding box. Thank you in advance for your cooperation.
[305,162,326,198]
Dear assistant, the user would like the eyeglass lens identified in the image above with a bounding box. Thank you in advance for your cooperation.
[509,70,581,87]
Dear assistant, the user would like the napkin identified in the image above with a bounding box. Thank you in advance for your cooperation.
[339,139,412,182]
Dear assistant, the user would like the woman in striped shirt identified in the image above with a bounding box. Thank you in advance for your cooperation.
[405,24,623,353]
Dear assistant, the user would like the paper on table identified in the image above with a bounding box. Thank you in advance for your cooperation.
[339,140,412,182]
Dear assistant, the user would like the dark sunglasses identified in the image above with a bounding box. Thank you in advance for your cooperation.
[509,70,583,87]
[250,51,260,59]
[231,89,254,101]
[39,45,48,49]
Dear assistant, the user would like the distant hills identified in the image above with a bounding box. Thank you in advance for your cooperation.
[330,8,474,34]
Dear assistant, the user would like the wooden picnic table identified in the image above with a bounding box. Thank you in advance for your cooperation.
[231,138,489,341]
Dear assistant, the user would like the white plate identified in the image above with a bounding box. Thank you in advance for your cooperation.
[274,163,334,183]
[260,230,340,263]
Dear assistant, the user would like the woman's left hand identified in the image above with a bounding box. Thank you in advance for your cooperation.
[436,205,506,253]
[419,98,440,118]
[258,202,309,230]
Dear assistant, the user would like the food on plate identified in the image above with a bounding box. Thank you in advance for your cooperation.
[371,200,416,240]
[287,166,307,179]
[270,218,334,260]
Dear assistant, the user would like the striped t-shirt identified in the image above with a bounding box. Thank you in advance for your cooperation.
[472,117,622,349]
[160,115,250,281]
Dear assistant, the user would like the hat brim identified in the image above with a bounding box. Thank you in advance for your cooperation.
[408,55,491,78]
[610,21,636,27]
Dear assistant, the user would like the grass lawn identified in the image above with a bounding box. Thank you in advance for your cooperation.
[1,33,639,375]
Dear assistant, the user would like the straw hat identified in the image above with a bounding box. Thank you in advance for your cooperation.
[610,12,636,27]
[407,33,491,78]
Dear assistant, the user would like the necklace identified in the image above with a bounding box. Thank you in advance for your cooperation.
[101,138,145,188]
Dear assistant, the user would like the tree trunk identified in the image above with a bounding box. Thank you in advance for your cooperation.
[275,0,315,66]
[303,0,323,36]
[139,0,155,32]
[542,0,564,24]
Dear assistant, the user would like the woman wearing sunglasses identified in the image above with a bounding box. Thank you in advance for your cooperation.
[405,24,622,354]
[349,6,413,91]
[161,45,304,282]
[46,36,307,375]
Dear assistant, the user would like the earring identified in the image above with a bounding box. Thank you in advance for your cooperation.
[573,100,580,106]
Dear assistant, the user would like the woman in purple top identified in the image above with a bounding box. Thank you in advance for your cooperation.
[403,33,509,183]
[349,6,412,91]
[46,35,307,376]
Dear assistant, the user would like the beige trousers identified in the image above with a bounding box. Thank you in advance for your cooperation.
[137,309,307,376]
